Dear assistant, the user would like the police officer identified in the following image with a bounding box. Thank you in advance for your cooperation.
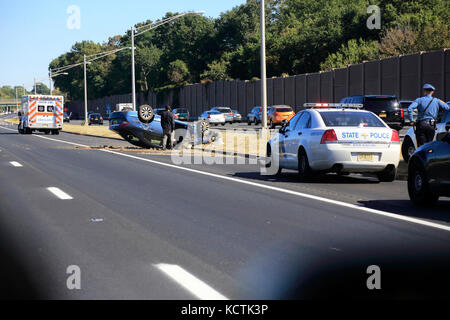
[160,106,175,150]
[408,84,450,147]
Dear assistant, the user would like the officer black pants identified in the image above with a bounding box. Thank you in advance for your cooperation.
[416,121,435,147]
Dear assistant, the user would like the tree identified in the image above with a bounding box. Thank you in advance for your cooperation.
[135,45,162,91]
[168,60,189,86]
[201,59,231,81]
[32,82,51,95]
[321,38,380,71]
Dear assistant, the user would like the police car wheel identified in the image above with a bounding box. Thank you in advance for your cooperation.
[298,149,313,181]
[377,166,397,182]
[408,163,439,206]
[138,105,155,124]
[401,137,415,163]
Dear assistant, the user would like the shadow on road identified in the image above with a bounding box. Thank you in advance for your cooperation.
[358,199,450,224]
[233,171,380,185]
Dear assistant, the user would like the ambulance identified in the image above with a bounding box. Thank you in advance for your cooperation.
[18,95,64,135]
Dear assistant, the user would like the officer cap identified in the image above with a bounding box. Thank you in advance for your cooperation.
[423,84,435,91]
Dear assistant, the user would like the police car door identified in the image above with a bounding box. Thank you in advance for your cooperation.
[285,112,311,169]
[279,112,302,166]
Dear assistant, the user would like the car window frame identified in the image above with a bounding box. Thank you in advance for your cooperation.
[294,111,311,131]
[285,112,303,132]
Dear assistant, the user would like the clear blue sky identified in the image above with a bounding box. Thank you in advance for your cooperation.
[0,0,246,89]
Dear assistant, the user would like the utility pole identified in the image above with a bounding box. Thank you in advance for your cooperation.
[131,26,137,111]
[34,78,37,95]
[84,54,88,125]
[260,0,268,130]
[49,69,52,95]
[15,87,18,111]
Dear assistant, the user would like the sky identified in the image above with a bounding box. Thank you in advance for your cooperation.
[0,0,246,90]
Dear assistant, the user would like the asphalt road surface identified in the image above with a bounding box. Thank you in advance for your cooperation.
[0,116,449,300]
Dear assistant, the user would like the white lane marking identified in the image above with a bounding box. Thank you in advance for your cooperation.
[155,264,228,300]
[3,126,449,232]
[47,187,73,200]
[10,161,23,167]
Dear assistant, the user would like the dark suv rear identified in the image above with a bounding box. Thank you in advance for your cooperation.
[340,95,404,130]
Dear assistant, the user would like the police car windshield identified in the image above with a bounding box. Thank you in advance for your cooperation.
[320,111,385,127]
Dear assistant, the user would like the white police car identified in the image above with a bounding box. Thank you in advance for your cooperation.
[266,103,401,182]
[402,108,450,162]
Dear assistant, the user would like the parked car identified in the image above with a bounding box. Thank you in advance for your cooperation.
[200,111,226,126]
[232,110,242,123]
[402,109,450,162]
[247,106,262,125]
[400,101,416,124]
[340,95,404,130]
[266,103,401,182]
[88,113,104,125]
[267,105,296,129]
[63,112,72,123]
[210,107,234,124]
[173,108,190,121]
[408,122,450,206]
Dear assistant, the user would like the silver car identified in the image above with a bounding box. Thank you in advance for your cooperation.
[200,111,226,126]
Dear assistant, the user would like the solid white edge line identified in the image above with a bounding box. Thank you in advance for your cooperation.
[155,264,228,300]
[10,161,23,167]
[1,125,449,232]
[47,187,73,200]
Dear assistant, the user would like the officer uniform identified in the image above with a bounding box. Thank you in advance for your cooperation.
[408,84,450,147]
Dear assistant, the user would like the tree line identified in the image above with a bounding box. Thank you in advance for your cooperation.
[49,0,449,102]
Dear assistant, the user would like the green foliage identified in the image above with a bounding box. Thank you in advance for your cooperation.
[321,39,380,71]
[49,0,450,101]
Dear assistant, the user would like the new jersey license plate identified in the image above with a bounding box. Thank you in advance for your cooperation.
[358,153,374,161]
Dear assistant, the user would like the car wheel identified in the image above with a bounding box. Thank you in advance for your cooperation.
[18,124,24,134]
[45,130,50,135]
[138,104,155,124]
[402,136,416,163]
[201,120,210,134]
[248,119,252,126]
[265,145,282,175]
[269,120,275,129]
[254,118,258,125]
[408,161,439,206]
[377,166,397,182]
[222,123,226,126]
[298,149,313,181]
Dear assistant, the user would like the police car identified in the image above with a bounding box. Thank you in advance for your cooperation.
[266,103,401,182]
[402,107,450,162]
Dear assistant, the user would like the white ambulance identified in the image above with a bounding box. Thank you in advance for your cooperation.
[18,95,64,135]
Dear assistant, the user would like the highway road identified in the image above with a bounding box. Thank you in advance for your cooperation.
[0,116,449,300]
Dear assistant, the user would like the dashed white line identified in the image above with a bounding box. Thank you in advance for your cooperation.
[47,187,73,200]
[10,161,23,167]
[155,264,228,300]
[1,125,449,232]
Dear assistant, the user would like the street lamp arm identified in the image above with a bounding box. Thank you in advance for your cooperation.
[135,11,205,37]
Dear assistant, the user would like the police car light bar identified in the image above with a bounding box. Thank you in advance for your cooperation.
[303,103,364,109]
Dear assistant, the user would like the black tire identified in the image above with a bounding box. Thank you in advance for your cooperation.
[269,120,275,129]
[222,123,226,126]
[401,136,416,163]
[248,119,252,126]
[377,166,397,182]
[138,104,155,124]
[265,145,282,175]
[408,161,439,206]
[18,124,24,134]
[254,118,258,125]
[44,130,50,135]
[298,148,313,181]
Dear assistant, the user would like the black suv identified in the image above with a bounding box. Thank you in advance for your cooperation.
[340,95,404,130]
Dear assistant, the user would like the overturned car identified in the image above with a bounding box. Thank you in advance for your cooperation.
[109,105,214,149]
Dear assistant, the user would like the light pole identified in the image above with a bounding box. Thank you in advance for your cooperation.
[34,78,37,95]
[49,69,52,95]
[84,54,89,125]
[260,0,268,130]
[15,87,18,111]
[130,11,205,110]
[131,27,136,110]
